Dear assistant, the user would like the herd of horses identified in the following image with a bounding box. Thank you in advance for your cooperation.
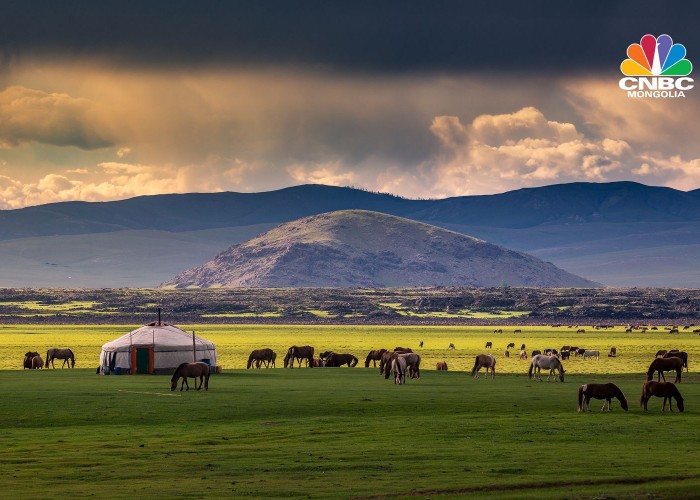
[23,348,75,369]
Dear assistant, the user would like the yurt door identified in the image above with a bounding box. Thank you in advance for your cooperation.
[131,346,154,374]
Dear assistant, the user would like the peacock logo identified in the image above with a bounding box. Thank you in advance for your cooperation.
[621,34,692,76]
[619,34,693,98]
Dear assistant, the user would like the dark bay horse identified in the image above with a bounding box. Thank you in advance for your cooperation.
[663,351,689,372]
[31,354,44,369]
[577,383,628,412]
[283,346,314,368]
[323,353,359,367]
[365,349,387,368]
[380,351,397,377]
[24,351,39,369]
[170,362,210,391]
[640,381,684,412]
[436,361,448,370]
[46,348,75,368]
[247,348,276,369]
[528,354,565,382]
[646,357,683,383]
[470,354,496,379]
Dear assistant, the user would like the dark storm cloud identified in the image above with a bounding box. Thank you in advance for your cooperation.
[3,0,699,73]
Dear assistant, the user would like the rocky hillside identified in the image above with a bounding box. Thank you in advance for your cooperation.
[163,210,598,288]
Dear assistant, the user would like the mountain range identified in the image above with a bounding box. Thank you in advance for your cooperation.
[1,181,700,287]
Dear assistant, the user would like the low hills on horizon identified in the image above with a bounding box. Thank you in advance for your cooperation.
[162,210,598,288]
[2,181,700,287]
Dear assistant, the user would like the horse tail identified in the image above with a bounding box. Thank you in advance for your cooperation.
[577,385,584,412]
[470,356,479,376]
[70,349,75,367]
[640,384,648,409]
[673,385,684,412]
[351,355,358,367]
[527,359,534,379]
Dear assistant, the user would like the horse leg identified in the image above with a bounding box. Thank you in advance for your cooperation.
[196,375,203,390]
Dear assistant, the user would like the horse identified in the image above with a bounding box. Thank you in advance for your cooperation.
[577,383,628,412]
[46,348,75,368]
[31,354,44,369]
[419,341,424,348]
[646,357,683,383]
[394,347,413,353]
[608,347,617,357]
[170,362,210,391]
[504,350,510,358]
[322,353,359,367]
[247,348,276,369]
[379,350,397,377]
[506,342,515,349]
[640,381,684,412]
[23,351,39,369]
[470,354,495,379]
[520,343,526,350]
[398,352,421,379]
[436,361,448,371]
[519,349,527,360]
[576,348,586,357]
[391,356,408,385]
[583,350,599,360]
[663,351,689,372]
[531,350,541,357]
[283,346,314,368]
[655,349,667,357]
[447,343,455,350]
[560,350,570,360]
[485,341,492,349]
[528,354,565,382]
[365,349,387,368]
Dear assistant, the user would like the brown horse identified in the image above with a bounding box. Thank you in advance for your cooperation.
[46,348,75,368]
[398,352,421,379]
[640,381,684,412]
[577,383,628,412]
[436,361,448,371]
[31,354,44,369]
[394,347,413,353]
[663,351,689,372]
[655,349,667,357]
[647,357,684,383]
[247,348,276,369]
[283,346,314,368]
[322,353,359,367]
[470,354,496,379]
[170,362,210,391]
[364,349,387,368]
[24,351,39,369]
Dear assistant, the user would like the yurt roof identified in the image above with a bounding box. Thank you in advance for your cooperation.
[101,323,216,352]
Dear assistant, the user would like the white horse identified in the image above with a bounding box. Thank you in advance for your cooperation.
[528,354,565,382]
[583,350,600,360]
[398,352,421,379]
[391,356,407,385]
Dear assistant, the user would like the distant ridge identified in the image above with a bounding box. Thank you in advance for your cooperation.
[162,210,599,288]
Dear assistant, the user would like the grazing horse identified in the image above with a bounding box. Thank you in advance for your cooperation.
[247,348,276,369]
[504,350,510,358]
[436,361,448,371]
[31,354,44,369]
[576,348,586,357]
[46,348,75,368]
[365,349,387,368]
[506,342,515,349]
[283,346,315,368]
[640,381,684,412]
[655,349,668,357]
[391,356,408,385]
[647,357,683,383]
[379,350,397,376]
[663,351,689,372]
[520,343,526,350]
[394,347,413,353]
[485,341,492,349]
[528,354,565,382]
[608,347,617,357]
[398,352,421,379]
[419,341,424,348]
[560,350,570,360]
[470,354,496,379]
[531,350,541,357]
[322,353,359,367]
[583,350,600,360]
[448,343,455,350]
[23,351,40,369]
[519,349,527,360]
[170,362,210,391]
[577,383,628,412]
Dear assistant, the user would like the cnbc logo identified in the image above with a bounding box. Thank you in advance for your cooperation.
[619,34,694,98]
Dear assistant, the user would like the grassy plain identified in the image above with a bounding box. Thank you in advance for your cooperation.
[4,325,700,498]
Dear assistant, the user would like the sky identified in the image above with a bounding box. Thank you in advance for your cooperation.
[1,0,700,208]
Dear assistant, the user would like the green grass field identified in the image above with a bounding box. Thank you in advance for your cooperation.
[4,325,700,498]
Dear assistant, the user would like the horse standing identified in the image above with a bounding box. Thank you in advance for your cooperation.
[577,383,628,412]
[283,346,314,368]
[640,381,684,412]
[583,350,599,360]
[322,353,359,367]
[436,361,448,371]
[646,357,683,383]
[528,354,565,382]
[46,348,75,368]
[364,349,387,368]
[398,352,421,379]
[23,351,39,369]
[31,354,44,369]
[470,354,496,379]
[663,351,689,372]
[247,348,276,369]
[391,356,408,385]
[170,362,210,391]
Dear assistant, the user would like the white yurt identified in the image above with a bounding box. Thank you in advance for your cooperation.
[99,320,218,375]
